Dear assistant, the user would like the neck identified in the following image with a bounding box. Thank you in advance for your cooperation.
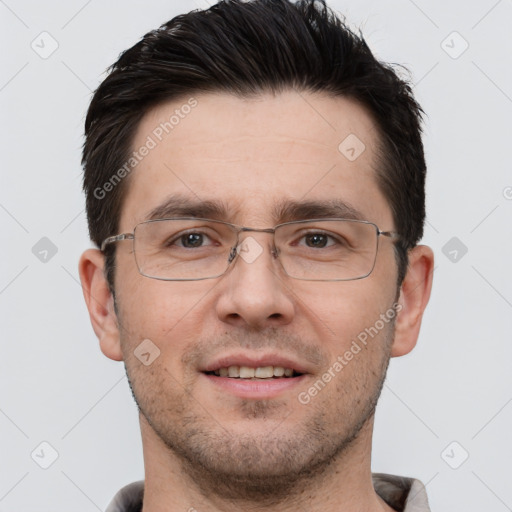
[139,414,395,512]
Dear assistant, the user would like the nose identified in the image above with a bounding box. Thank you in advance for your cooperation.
[215,233,295,329]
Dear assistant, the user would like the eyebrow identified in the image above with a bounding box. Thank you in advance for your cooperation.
[146,195,235,221]
[274,198,365,223]
[145,194,366,224]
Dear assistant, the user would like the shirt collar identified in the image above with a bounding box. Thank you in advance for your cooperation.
[105,473,431,512]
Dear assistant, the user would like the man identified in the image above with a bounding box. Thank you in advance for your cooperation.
[78,0,434,510]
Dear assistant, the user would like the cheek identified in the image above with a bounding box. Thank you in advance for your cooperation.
[294,278,396,347]
[116,278,215,362]
[294,283,397,396]
[326,315,394,395]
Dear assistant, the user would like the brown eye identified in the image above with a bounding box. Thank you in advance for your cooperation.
[304,233,329,248]
[180,233,205,248]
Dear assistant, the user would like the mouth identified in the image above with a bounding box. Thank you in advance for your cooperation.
[205,365,303,379]
[200,355,309,399]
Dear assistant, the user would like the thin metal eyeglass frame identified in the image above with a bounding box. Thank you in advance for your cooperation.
[100,217,400,282]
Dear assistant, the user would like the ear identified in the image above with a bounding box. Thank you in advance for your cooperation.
[78,249,123,361]
[391,245,434,357]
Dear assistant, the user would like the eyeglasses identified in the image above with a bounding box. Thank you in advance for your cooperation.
[101,217,399,281]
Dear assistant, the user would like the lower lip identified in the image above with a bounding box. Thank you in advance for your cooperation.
[202,373,307,399]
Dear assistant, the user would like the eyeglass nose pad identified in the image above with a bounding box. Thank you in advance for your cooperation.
[227,246,238,264]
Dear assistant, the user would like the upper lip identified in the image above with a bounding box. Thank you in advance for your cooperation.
[201,352,312,374]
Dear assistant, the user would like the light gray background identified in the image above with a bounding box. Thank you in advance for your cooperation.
[1,0,511,510]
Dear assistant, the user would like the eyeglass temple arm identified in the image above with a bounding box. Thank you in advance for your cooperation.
[100,233,134,251]
[379,230,400,240]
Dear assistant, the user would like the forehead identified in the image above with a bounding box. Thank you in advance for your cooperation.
[119,90,392,229]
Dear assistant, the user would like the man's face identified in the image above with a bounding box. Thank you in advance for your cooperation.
[113,91,399,496]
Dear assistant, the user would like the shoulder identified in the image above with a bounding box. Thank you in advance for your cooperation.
[105,481,144,512]
[372,472,431,512]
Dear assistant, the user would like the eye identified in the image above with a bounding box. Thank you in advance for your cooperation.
[167,230,216,249]
[302,233,333,248]
[298,231,341,249]
[180,232,208,248]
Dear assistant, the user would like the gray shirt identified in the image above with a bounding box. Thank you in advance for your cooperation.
[105,473,431,511]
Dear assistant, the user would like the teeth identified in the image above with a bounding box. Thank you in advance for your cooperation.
[228,366,240,377]
[273,366,285,377]
[213,365,298,379]
[254,366,273,378]
[240,366,255,378]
